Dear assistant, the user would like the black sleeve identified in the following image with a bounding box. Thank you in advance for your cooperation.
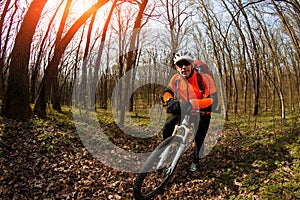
[210,92,218,111]
[161,87,175,103]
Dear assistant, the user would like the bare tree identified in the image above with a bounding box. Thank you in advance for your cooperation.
[252,9,286,118]
[1,0,48,121]
[197,0,228,119]
[271,0,300,110]
[30,0,65,103]
[79,10,97,107]
[0,0,13,99]
[159,0,195,67]
[30,0,64,103]
[92,0,118,109]
[34,0,109,118]
[118,0,150,124]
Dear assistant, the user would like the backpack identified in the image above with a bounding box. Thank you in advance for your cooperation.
[194,60,214,77]
[194,60,214,98]
[194,60,219,112]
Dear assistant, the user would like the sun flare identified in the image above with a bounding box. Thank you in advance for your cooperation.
[45,0,100,16]
[70,0,99,15]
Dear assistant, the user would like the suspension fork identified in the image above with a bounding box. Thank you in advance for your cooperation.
[165,142,186,175]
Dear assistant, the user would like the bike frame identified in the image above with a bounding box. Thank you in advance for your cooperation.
[158,114,193,175]
[133,113,199,200]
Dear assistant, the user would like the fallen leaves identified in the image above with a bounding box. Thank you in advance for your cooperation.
[0,112,299,199]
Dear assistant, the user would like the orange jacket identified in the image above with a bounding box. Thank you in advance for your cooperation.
[163,69,216,111]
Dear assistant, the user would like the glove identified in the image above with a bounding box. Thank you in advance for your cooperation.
[180,101,192,115]
[167,99,180,115]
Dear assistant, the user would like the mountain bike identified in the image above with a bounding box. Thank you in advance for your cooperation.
[133,108,196,200]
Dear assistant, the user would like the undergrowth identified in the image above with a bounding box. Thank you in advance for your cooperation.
[0,106,299,199]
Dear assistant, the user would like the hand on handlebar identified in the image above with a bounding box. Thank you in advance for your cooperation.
[167,99,192,115]
[167,99,180,115]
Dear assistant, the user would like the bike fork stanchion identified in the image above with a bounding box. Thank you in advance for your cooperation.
[166,143,185,175]
[157,145,171,169]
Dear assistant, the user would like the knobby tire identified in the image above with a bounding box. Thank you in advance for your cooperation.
[133,135,182,200]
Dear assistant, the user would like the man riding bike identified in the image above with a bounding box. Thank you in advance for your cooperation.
[161,51,218,172]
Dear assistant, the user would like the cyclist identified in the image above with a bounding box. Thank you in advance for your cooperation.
[162,51,217,172]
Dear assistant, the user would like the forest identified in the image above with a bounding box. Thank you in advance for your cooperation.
[0,0,299,199]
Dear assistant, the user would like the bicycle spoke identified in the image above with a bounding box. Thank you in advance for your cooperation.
[133,136,183,199]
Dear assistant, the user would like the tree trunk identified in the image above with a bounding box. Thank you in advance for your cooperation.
[1,0,48,121]
[31,0,64,103]
[0,0,12,99]
[222,0,256,116]
[52,75,62,112]
[236,0,260,116]
[92,0,117,109]
[120,0,149,125]
[34,0,109,117]
[80,11,96,107]
[272,0,300,61]
[201,0,228,119]
[1,1,18,102]
[254,12,285,118]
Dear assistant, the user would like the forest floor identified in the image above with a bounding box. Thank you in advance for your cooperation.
[0,107,299,200]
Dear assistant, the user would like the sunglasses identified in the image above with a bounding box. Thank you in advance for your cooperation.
[176,60,192,68]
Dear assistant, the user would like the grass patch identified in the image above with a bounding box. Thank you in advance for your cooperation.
[213,112,300,199]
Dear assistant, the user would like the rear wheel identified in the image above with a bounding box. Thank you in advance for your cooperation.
[133,136,182,200]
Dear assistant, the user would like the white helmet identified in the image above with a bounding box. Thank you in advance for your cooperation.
[173,51,194,64]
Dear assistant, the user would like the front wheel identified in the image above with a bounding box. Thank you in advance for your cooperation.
[133,136,182,200]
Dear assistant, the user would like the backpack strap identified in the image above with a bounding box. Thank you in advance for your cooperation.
[175,75,181,101]
[174,75,190,101]
[175,70,205,101]
[196,71,205,99]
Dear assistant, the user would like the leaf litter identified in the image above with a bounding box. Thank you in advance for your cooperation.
[0,113,299,199]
